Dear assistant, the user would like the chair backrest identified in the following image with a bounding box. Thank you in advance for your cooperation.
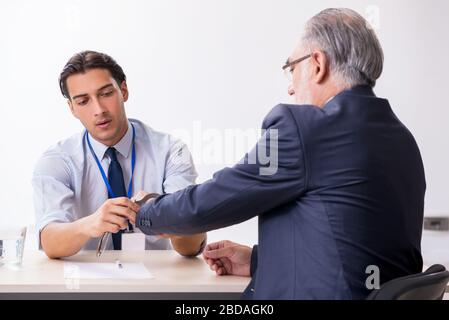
[366,264,449,300]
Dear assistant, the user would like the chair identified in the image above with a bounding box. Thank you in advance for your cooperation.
[366,264,449,300]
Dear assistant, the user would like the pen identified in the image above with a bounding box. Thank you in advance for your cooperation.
[96,232,110,257]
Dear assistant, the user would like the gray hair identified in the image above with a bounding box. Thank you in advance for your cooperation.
[302,8,384,87]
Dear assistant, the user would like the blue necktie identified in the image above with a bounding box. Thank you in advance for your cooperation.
[106,147,133,250]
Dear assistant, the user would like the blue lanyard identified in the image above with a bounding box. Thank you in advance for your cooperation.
[85,124,136,199]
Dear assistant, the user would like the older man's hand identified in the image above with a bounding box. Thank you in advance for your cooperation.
[203,240,252,277]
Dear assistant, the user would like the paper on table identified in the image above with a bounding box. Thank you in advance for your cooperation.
[64,262,154,279]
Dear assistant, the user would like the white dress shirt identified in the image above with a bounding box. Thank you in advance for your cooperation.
[32,118,197,250]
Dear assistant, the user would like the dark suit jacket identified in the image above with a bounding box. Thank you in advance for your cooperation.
[138,85,425,299]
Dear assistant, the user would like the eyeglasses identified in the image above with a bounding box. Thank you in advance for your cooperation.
[282,54,311,81]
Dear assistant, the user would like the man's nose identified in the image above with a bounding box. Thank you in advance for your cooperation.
[92,97,107,115]
[288,84,295,96]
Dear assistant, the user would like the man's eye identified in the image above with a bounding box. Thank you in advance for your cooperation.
[77,99,88,106]
[101,91,113,97]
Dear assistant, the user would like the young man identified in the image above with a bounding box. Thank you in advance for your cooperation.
[33,51,206,258]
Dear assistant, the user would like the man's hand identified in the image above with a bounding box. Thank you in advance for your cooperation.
[202,240,252,277]
[83,197,140,238]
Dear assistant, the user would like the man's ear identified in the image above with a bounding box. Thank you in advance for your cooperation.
[67,100,78,118]
[310,50,329,84]
[120,81,129,102]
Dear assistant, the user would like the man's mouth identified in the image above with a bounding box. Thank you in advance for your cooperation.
[96,119,112,129]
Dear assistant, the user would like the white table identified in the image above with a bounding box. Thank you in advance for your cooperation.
[0,250,250,299]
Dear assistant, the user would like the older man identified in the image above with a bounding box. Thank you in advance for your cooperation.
[137,8,426,299]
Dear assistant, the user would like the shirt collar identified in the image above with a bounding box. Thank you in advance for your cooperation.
[324,94,336,105]
[88,120,133,160]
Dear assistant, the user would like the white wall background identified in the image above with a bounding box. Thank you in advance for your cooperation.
[0,0,448,247]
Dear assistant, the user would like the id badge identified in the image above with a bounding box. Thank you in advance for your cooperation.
[121,231,146,251]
